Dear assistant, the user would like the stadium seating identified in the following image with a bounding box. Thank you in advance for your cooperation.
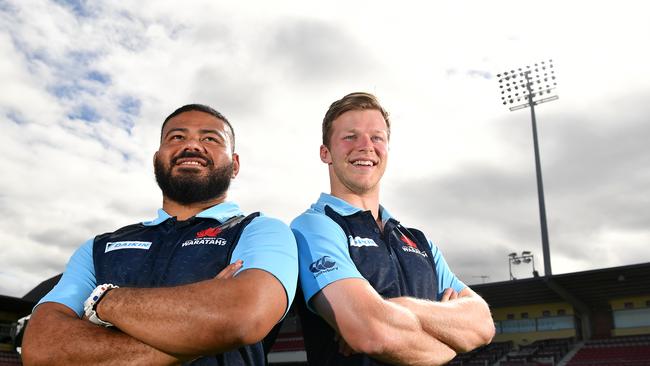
[566,334,650,366]
[0,350,21,366]
[269,330,305,353]
[448,340,513,365]
[494,337,575,366]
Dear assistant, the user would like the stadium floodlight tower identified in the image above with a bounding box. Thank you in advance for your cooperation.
[508,251,538,280]
[497,59,558,277]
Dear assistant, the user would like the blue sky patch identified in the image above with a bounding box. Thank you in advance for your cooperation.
[68,104,100,122]
[6,110,27,125]
[53,0,94,18]
[87,70,111,85]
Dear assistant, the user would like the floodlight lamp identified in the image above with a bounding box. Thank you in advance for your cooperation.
[523,258,532,263]
[509,252,517,258]
[513,259,522,265]
[522,251,531,255]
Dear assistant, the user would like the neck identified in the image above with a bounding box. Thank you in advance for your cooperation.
[330,187,381,223]
[162,194,227,221]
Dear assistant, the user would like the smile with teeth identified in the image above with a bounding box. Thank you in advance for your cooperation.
[351,160,375,167]
[175,158,207,167]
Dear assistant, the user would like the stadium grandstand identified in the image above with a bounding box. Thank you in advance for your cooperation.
[2,264,649,365]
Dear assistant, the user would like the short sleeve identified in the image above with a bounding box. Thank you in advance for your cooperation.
[429,240,466,299]
[231,216,298,318]
[291,211,365,308]
[36,239,97,317]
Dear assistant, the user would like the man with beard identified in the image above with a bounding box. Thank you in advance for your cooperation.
[22,104,298,366]
[291,93,494,365]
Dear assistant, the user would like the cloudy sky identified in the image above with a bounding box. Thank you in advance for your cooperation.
[1,0,649,297]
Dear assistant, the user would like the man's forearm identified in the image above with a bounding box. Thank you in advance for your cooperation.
[22,303,182,366]
[314,280,457,365]
[389,291,495,353]
[362,301,457,366]
[97,269,286,356]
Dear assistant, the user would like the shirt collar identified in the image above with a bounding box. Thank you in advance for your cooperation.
[313,192,393,223]
[142,201,244,226]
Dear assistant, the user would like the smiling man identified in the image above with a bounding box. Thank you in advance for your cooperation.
[22,104,298,366]
[291,92,495,366]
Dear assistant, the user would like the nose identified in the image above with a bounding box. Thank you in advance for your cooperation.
[356,134,374,152]
[182,135,206,152]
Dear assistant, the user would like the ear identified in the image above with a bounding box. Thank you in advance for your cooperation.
[153,151,158,168]
[320,144,332,164]
[231,153,241,178]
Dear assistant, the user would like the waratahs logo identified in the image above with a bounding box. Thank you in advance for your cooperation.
[196,227,222,238]
[400,234,427,257]
[309,256,338,277]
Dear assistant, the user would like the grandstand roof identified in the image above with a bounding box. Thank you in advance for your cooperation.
[0,295,34,318]
[472,262,650,309]
[22,273,62,303]
[0,274,62,318]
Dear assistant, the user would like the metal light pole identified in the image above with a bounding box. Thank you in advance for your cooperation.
[498,60,558,277]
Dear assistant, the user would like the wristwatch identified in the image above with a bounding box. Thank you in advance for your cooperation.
[84,284,119,327]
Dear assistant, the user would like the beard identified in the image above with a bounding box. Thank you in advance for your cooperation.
[154,152,233,205]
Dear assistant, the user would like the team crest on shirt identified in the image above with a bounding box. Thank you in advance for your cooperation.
[348,235,379,248]
[181,227,227,247]
[400,234,428,257]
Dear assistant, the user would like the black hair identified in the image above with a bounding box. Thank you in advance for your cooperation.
[161,104,235,150]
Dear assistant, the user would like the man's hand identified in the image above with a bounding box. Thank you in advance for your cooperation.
[215,260,243,279]
[440,288,459,302]
[389,288,495,353]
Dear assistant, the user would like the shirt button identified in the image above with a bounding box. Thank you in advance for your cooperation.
[374,228,380,233]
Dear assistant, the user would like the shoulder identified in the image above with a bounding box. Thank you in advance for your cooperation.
[245,214,293,237]
[237,214,296,250]
[291,208,342,235]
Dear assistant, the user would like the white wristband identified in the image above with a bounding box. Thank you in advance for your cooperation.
[84,284,119,327]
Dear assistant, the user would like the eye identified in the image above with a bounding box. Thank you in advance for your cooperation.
[371,136,385,142]
[343,135,356,141]
[202,135,222,144]
[169,134,184,141]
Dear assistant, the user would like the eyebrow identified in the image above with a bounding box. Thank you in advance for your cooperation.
[343,128,388,134]
[163,127,225,139]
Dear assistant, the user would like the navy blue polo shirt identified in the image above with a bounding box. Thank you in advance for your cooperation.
[40,202,297,315]
[292,193,464,307]
[38,202,298,365]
